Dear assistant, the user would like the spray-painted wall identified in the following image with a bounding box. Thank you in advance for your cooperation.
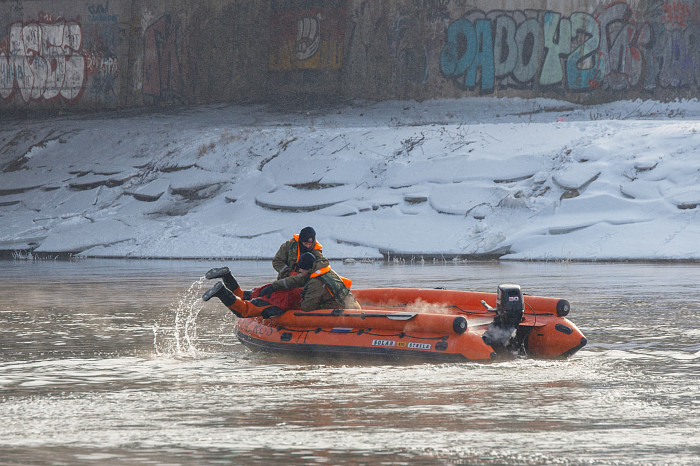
[343,0,700,103]
[0,0,271,111]
[0,0,129,109]
[1,0,699,113]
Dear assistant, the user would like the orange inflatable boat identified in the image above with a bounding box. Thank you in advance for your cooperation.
[234,284,587,362]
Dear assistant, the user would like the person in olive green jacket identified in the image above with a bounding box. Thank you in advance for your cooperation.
[263,252,361,312]
[204,252,359,317]
[272,226,329,279]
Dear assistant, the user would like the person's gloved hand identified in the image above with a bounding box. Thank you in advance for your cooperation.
[259,285,274,298]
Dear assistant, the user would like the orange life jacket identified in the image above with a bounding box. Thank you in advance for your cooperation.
[310,265,352,299]
[292,234,323,264]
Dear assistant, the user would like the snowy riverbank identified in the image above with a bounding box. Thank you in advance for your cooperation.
[2,97,700,261]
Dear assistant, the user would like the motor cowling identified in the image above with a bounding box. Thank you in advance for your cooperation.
[482,284,525,357]
[496,284,524,328]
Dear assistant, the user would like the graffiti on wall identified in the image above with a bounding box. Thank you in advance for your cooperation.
[0,13,86,102]
[143,14,186,104]
[439,1,700,93]
[269,8,346,70]
[84,1,121,105]
[389,14,429,86]
[88,1,119,23]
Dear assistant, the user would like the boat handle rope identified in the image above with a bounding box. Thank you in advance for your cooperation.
[275,325,450,341]
[450,305,492,315]
[293,311,417,320]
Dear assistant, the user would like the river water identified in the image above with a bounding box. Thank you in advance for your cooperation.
[0,259,698,465]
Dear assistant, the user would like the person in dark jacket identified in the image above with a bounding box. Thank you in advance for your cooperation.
[272,226,328,279]
[203,252,359,317]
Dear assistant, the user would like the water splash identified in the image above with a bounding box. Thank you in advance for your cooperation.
[153,277,207,357]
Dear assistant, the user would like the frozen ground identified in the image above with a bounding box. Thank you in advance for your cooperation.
[1,97,699,261]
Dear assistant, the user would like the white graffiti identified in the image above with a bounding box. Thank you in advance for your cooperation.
[0,20,86,102]
[294,13,322,61]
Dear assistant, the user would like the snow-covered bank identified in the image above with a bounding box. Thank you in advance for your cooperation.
[1,97,700,261]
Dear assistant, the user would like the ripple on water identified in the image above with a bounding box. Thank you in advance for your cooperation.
[2,260,700,465]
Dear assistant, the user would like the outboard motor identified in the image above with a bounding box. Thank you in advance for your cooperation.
[482,284,525,357]
[496,284,524,328]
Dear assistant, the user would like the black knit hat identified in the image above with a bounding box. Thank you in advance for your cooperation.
[298,252,316,270]
[299,226,316,243]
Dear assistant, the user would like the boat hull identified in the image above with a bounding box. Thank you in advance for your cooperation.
[234,288,587,362]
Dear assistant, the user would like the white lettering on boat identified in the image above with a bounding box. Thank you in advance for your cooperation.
[408,342,431,350]
[371,339,395,347]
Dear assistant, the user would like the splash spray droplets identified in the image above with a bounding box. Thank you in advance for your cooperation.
[153,277,207,357]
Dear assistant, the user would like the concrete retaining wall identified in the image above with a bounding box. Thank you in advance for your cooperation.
[1,0,699,113]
